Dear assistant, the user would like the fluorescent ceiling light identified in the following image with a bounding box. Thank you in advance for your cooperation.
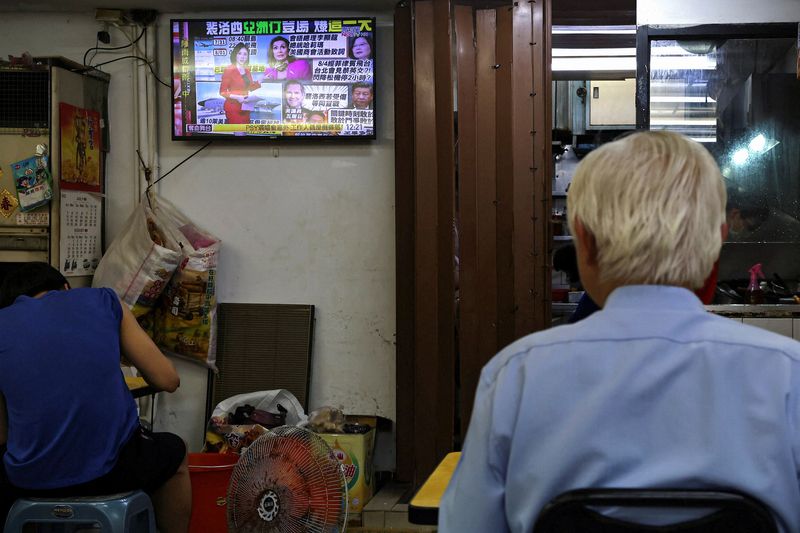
[690,137,717,143]
[553,48,635,57]
[553,25,636,35]
[652,55,717,70]
[650,119,717,126]
[552,56,636,71]
[651,45,717,70]
[651,96,717,103]
[653,44,712,54]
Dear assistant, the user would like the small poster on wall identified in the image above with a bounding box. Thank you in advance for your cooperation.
[10,155,53,211]
[59,103,102,193]
[59,190,102,277]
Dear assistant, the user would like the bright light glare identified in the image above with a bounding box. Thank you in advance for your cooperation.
[651,96,716,103]
[748,134,767,152]
[732,148,750,166]
[721,166,731,176]
[552,48,635,57]
[552,25,636,35]
[652,55,717,70]
[650,118,716,126]
[552,56,636,71]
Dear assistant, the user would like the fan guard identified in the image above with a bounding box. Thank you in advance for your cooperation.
[227,425,348,532]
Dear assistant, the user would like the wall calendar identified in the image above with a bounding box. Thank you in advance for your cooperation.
[59,190,102,277]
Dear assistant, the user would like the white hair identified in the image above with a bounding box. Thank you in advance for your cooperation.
[567,130,726,288]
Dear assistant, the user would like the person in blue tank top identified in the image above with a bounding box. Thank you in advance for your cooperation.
[0,262,190,533]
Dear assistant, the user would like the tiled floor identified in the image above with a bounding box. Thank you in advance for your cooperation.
[356,482,437,532]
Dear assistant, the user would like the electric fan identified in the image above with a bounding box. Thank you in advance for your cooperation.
[227,425,348,532]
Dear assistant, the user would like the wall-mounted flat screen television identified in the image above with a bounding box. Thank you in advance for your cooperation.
[171,17,376,140]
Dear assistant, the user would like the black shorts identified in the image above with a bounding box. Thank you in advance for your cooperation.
[1,425,185,514]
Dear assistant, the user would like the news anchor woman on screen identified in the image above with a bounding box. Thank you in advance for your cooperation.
[219,42,261,124]
[261,36,311,81]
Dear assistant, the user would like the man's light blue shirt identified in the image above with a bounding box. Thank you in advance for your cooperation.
[439,285,800,532]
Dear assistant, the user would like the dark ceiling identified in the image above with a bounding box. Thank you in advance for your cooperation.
[552,0,636,26]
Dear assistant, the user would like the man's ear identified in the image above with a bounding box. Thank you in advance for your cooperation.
[574,218,599,267]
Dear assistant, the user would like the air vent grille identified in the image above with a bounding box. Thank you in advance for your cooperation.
[0,70,49,130]
[212,303,315,412]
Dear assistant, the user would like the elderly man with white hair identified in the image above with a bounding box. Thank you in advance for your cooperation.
[439,131,800,533]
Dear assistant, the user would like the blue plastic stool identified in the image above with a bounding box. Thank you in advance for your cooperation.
[3,491,155,533]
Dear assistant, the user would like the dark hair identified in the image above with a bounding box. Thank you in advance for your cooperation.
[0,262,69,308]
[348,35,373,59]
[352,82,372,94]
[229,42,250,65]
[268,36,295,66]
[552,244,580,285]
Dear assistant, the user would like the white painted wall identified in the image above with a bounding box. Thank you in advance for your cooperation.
[0,13,142,240]
[0,9,396,455]
[638,0,799,24]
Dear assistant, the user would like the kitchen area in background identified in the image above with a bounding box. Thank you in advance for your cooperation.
[551,22,800,337]
[549,22,637,323]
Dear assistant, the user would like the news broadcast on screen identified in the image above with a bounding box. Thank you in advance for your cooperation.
[171,17,376,140]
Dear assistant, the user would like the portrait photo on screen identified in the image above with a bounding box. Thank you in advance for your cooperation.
[171,17,376,140]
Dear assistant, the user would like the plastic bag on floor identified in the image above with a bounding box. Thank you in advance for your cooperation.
[204,390,307,454]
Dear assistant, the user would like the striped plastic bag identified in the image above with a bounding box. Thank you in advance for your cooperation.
[92,198,182,317]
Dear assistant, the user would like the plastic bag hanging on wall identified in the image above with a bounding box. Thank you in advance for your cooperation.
[151,196,221,370]
[92,196,182,316]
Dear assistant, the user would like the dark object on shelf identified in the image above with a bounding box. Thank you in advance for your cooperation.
[552,128,572,157]
[573,143,596,158]
[230,404,255,424]
[715,277,798,305]
[715,284,742,304]
[344,422,372,434]
[250,404,287,429]
[230,403,287,429]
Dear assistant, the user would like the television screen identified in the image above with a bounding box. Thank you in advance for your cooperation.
[171,17,376,140]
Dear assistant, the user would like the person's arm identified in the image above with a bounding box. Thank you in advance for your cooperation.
[219,68,242,102]
[0,392,7,446]
[219,67,231,99]
[247,69,261,91]
[438,369,511,532]
[119,301,179,392]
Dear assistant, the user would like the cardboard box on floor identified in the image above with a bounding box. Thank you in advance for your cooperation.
[317,415,391,513]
